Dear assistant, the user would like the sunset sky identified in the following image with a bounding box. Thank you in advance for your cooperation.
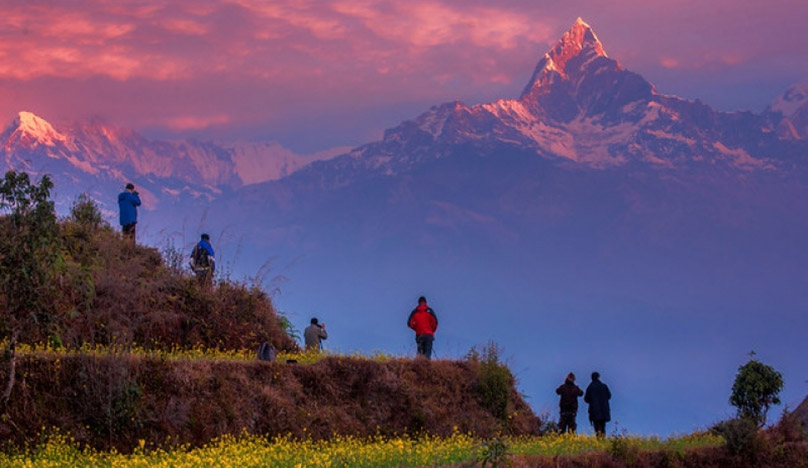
[2,1,807,437]
[1,0,807,153]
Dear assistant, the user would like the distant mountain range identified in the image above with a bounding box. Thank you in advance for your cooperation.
[2,18,807,250]
[0,110,344,215]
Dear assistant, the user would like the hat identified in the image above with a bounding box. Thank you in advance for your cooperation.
[418,296,427,304]
[201,233,210,240]
[125,183,135,190]
[566,372,576,382]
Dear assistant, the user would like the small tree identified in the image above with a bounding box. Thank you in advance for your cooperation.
[0,171,60,411]
[69,192,106,229]
[730,354,784,427]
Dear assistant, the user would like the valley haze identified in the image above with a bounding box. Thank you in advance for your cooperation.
[2,5,808,437]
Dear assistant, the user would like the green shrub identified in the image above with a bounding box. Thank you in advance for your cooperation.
[608,432,640,467]
[467,342,512,423]
[477,434,512,468]
[713,417,761,457]
[69,193,106,230]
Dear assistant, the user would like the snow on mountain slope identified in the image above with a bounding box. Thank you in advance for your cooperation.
[767,83,808,139]
[226,142,349,184]
[769,83,808,118]
[0,112,342,193]
[314,18,784,178]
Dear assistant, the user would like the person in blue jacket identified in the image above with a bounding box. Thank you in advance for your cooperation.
[190,233,216,288]
[118,183,141,243]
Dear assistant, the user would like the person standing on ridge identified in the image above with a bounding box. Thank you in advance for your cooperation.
[555,372,584,434]
[190,233,215,288]
[584,371,612,437]
[118,183,141,243]
[407,296,438,359]
[304,317,328,352]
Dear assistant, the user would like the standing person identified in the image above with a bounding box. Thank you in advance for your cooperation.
[118,183,141,243]
[556,372,584,434]
[304,318,328,352]
[407,296,438,359]
[584,371,612,437]
[190,233,215,288]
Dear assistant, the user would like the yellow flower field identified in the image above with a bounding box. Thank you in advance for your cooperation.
[10,341,394,365]
[0,431,723,468]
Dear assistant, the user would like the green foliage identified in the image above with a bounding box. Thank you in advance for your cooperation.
[276,310,300,342]
[160,241,190,277]
[467,341,512,422]
[730,356,784,426]
[536,410,559,435]
[0,171,60,337]
[713,417,761,457]
[69,193,106,230]
[477,434,512,468]
[608,432,640,467]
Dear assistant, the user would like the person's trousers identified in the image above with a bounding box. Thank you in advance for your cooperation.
[415,334,434,359]
[592,419,607,437]
[122,222,137,243]
[559,411,577,433]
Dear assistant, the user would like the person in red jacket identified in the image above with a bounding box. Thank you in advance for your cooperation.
[407,296,438,359]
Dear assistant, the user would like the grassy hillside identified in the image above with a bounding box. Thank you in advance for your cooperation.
[0,183,541,451]
[0,199,297,352]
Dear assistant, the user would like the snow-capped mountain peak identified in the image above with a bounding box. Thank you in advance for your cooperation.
[5,111,69,149]
[520,18,609,99]
[768,83,808,118]
[767,83,808,139]
[549,17,607,74]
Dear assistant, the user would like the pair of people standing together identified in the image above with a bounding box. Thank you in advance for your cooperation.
[556,372,612,437]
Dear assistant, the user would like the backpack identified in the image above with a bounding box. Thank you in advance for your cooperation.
[257,341,276,362]
[191,244,210,270]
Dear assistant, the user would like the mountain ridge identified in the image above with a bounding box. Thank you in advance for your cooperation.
[1,18,807,221]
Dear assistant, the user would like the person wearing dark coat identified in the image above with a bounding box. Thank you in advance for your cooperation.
[118,183,141,243]
[556,372,584,433]
[584,371,612,437]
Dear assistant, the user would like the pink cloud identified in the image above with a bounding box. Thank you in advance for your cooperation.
[160,18,208,36]
[329,0,552,49]
[0,0,805,149]
[163,114,231,131]
[660,58,679,69]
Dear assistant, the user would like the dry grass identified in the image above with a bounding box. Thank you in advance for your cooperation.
[0,352,540,452]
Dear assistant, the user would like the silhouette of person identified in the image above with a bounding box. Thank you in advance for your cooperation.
[584,371,612,437]
[556,372,584,433]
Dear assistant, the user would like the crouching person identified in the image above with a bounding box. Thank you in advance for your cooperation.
[190,233,215,289]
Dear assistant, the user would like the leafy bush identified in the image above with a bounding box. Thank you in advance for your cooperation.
[477,434,512,467]
[608,432,640,467]
[467,341,512,423]
[0,171,61,342]
[69,193,106,230]
[713,417,761,457]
